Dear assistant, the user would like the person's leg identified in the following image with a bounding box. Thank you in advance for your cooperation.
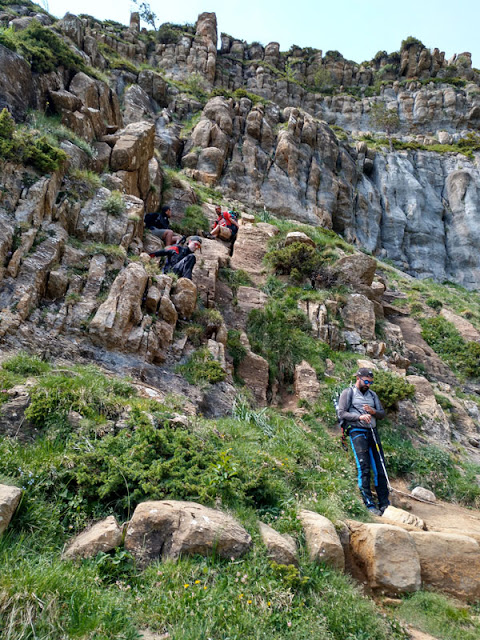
[210,226,220,238]
[350,430,376,508]
[172,255,196,280]
[368,430,390,511]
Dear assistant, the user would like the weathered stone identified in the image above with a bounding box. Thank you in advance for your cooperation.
[236,333,269,406]
[333,254,377,287]
[125,500,252,567]
[411,487,436,503]
[0,484,22,534]
[300,510,345,570]
[411,531,480,600]
[349,522,421,594]
[258,521,298,566]
[382,506,425,530]
[294,360,320,403]
[407,375,451,443]
[0,44,33,120]
[89,262,148,349]
[236,286,268,314]
[171,278,197,319]
[110,122,155,172]
[440,308,480,342]
[284,232,315,247]
[341,294,376,340]
[63,516,123,559]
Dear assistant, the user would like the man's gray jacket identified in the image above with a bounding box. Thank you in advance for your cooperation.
[338,386,385,430]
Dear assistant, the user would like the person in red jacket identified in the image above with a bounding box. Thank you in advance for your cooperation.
[149,236,202,280]
[209,205,239,241]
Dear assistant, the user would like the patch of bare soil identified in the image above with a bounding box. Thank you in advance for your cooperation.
[391,479,480,541]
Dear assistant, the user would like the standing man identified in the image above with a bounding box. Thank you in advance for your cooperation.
[144,205,183,247]
[337,368,389,516]
[149,236,202,280]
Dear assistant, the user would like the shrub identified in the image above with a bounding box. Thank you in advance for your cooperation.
[266,242,324,283]
[67,169,102,200]
[218,267,253,294]
[420,316,480,379]
[247,300,322,383]
[157,22,182,44]
[226,329,247,369]
[0,21,86,73]
[170,204,209,236]
[102,191,126,216]
[176,348,226,385]
[371,370,415,410]
[2,352,50,377]
[425,297,443,310]
[0,108,67,173]
[400,36,424,51]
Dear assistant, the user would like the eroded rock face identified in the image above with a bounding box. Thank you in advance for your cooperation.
[0,484,22,534]
[0,44,33,119]
[63,516,123,559]
[341,294,376,340]
[300,510,345,570]
[348,522,421,594]
[411,531,480,601]
[258,521,298,566]
[125,500,252,567]
[294,361,320,403]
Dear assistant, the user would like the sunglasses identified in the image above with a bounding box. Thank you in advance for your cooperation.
[362,379,374,385]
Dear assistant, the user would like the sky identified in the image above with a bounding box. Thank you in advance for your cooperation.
[45,0,480,67]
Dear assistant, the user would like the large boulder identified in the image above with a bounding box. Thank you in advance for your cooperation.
[0,44,33,120]
[294,361,320,403]
[258,521,298,566]
[382,506,425,530]
[110,121,155,172]
[411,531,480,601]
[348,522,421,594]
[300,510,345,570]
[0,484,22,534]
[333,253,377,287]
[63,516,123,559]
[125,500,252,567]
[341,294,376,340]
[171,278,197,319]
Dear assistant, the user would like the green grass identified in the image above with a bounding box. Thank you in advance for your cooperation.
[176,347,227,385]
[0,108,67,174]
[170,204,210,236]
[395,591,480,640]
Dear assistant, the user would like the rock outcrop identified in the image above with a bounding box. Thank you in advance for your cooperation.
[0,484,22,535]
[125,500,252,567]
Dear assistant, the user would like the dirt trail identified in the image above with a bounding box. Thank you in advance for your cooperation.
[391,479,480,540]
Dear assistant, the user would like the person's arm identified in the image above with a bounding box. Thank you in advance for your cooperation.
[362,391,385,420]
[149,248,171,258]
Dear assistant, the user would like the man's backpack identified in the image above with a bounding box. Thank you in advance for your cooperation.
[333,386,354,450]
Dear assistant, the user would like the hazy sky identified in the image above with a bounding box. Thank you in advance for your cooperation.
[46,0,480,67]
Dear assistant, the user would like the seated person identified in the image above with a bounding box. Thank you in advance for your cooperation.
[144,205,183,246]
[209,205,239,241]
[149,236,202,280]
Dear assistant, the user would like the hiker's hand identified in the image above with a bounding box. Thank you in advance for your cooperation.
[363,404,376,415]
[359,413,372,424]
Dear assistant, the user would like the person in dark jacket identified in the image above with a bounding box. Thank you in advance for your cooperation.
[149,236,202,280]
[144,205,182,247]
[337,368,389,516]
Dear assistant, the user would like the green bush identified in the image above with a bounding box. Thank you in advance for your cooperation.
[247,299,325,383]
[0,21,87,73]
[24,365,135,429]
[420,316,480,379]
[0,108,67,173]
[371,370,415,410]
[400,36,424,50]
[176,348,226,385]
[2,352,50,376]
[425,297,443,310]
[266,242,324,283]
[170,204,209,236]
[102,191,126,217]
[157,22,182,44]
[227,329,248,369]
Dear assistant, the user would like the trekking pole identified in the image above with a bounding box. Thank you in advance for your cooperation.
[369,425,393,492]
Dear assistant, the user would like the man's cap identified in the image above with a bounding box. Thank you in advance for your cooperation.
[189,235,202,244]
[356,367,374,378]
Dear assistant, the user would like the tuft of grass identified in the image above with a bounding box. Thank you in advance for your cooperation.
[102,190,126,217]
[176,347,226,385]
[395,591,480,640]
[170,204,210,236]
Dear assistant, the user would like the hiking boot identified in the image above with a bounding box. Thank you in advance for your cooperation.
[379,504,389,515]
[367,506,383,517]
